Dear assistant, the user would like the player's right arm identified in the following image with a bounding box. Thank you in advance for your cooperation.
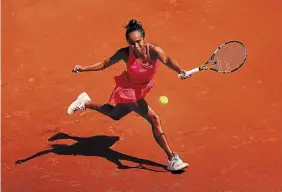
[72,47,127,72]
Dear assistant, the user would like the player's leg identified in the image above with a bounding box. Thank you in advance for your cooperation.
[128,99,173,158]
[128,99,188,171]
[67,92,132,120]
[85,102,132,121]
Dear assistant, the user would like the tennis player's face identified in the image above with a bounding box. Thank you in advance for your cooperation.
[127,31,145,54]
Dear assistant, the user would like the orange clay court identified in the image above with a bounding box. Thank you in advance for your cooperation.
[2,0,282,191]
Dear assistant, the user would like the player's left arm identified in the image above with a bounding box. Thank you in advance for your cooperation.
[153,45,186,74]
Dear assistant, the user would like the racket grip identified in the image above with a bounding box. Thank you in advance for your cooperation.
[178,68,200,79]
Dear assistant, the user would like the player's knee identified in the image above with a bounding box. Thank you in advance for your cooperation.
[149,113,161,125]
[154,114,161,122]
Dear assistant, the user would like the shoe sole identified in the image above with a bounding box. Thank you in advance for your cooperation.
[167,163,189,171]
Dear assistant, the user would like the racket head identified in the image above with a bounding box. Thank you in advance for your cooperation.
[207,40,247,73]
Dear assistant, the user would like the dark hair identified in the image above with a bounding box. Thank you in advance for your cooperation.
[124,19,145,40]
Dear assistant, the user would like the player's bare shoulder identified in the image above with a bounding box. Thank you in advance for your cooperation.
[149,43,161,52]
[148,43,167,61]
[118,46,129,56]
[117,46,130,62]
[148,43,164,60]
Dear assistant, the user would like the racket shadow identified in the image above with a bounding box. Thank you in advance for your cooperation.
[15,132,171,173]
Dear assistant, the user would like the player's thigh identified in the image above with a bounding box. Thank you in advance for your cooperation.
[110,103,133,120]
[128,100,159,121]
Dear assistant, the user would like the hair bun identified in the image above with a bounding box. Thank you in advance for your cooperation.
[124,19,146,39]
[126,19,142,29]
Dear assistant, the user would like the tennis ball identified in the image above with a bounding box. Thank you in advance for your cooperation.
[159,96,168,104]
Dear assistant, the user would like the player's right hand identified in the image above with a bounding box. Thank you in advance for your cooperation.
[178,70,192,80]
[72,65,84,73]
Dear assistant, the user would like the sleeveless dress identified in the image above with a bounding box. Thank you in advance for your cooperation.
[108,43,160,104]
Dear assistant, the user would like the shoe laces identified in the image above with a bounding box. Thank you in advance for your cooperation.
[172,152,179,160]
[169,152,180,163]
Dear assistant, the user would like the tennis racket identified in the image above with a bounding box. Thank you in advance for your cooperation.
[179,40,247,78]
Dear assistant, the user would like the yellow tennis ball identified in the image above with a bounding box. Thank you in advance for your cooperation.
[159,96,168,104]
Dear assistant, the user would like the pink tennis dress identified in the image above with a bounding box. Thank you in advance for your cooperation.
[108,43,160,104]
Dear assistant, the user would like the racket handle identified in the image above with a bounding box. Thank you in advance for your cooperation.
[178,67,200,79]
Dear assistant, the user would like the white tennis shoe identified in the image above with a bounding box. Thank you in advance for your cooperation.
[167,153,189,171]
[67,92,91,115]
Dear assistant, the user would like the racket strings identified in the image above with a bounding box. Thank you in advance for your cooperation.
[213,42,246,72]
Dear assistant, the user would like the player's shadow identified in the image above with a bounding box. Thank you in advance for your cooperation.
[15,132,184,173]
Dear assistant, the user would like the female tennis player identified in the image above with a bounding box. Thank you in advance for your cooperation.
[67,19,191,171]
